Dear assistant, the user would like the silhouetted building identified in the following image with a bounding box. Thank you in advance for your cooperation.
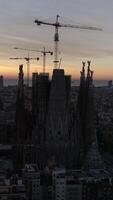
[32,73,49,144]
[14,65,32,169]
[39,167,113,200]
[32,72,38,123]
[40,171,53,200]
[15,64,26,144]
[0,75,4,88]
[0,76,3,111]
[0,175,25,200]
[33,69,76,168]
[76,61,97,168]
[37,73,49,143]
[23,164,40,200]
[108,80,112,88]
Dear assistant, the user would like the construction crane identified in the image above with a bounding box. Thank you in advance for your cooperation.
[10,55,39,87]
[34,15,102,69]
[14,47,53,73]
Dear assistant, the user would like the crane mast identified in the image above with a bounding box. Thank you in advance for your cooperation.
[42,47,53,73]
[27,53,30,87]
[34,15,102,69]
[54,15,60,69]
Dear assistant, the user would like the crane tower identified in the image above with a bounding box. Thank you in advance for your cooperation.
[34,15,102,69]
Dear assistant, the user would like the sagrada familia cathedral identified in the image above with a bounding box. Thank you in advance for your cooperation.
[14,61,104,170]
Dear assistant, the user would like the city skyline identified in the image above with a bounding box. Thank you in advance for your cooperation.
[0,0,113,80]
[0,2,113,197]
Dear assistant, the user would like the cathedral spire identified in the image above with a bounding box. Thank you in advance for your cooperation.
[87,60,91,78]
[18,64,24,84]
[18,64,24,101]
[76,61,96,168]
[80,62,85,80]
[86,61,94,83]
[15,64,25,144]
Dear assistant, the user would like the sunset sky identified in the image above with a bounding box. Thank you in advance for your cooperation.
[0,0,113,80]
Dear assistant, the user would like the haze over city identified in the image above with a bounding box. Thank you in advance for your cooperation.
[0,0,113,80]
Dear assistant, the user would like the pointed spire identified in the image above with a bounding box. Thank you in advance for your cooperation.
[76,60,95,168]
[87,60,91,78]
[18,65,23,83]
[86,60,94,84]
[18,64,24,101]
[16,64,25,143]
[80,62,85,87]
[80,62,85,78]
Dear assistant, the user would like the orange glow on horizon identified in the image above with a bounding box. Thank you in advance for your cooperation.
[0,62,113,81]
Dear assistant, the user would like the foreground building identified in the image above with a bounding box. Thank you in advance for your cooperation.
[0,174,26,200]
[40,167,113,200]
[22,164,40,200]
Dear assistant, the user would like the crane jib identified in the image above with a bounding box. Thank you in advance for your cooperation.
[34,20,102,30]
[34,15,102,70]
[35,20,61,27]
